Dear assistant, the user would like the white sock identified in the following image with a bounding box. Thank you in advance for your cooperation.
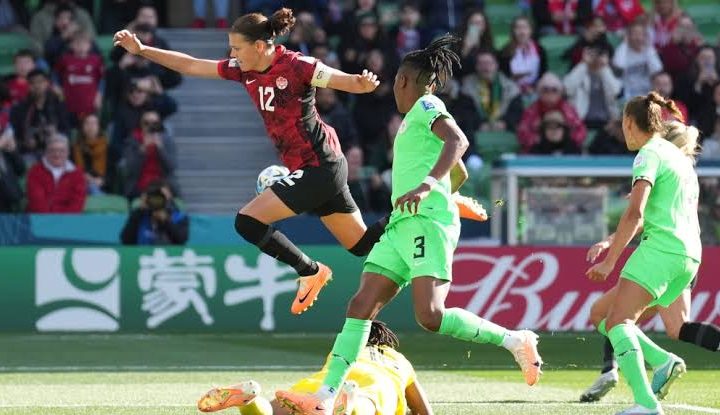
[316,385,336,401]
[501,331,523,350]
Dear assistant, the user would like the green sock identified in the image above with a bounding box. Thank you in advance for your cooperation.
[608,324,659,409]
[600,319,669,368]
[238,397,272,415]
[322,318,371,392]
[598,319,608,336]
[633,326,671,368]
[439,308,507,346]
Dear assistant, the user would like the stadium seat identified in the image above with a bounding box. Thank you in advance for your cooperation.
[486,4,521,36]
[0,33,37,75]
[476,130,520,160]
[539,35,575,75]
[83,194,129,213]
[95,34,115,63]
[686,5,720,26]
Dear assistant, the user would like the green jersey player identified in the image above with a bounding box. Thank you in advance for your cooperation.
[275,34,543,415]
[586,92,702,415]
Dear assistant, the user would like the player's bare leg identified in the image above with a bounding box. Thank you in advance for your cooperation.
[236,189,329,314]
[321,210,389,257]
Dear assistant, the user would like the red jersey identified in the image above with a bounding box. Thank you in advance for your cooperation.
[6,76,29,105]
[54,52,104,117]
[217,45,342,171]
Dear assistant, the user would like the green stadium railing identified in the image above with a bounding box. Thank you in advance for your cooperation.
[84,194,129,213]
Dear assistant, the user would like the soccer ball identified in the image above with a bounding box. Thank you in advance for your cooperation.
[256,165,290,194]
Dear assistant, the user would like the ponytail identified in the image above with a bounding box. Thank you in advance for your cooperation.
[624,91,681,134]
[231,8,295,43]
[664,121,700,164]
[401,34,461,90]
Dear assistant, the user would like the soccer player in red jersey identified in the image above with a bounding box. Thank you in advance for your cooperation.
[113,8,396,315]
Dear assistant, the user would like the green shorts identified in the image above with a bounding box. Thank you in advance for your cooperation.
[363,215,460,289]
[621,246,700,307]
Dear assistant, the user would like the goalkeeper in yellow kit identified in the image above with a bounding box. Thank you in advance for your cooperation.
[197,321,433,415]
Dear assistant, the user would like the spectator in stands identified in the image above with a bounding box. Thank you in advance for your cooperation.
[369,112,400,190]
[499,16,547,94]
[699,118,720,160]
[0,107,24,212]
[122,110,178,199]
[564,46,621,129]
[651,71,688,121]
[530,110,581,155]
[54,30,104,124]
[587,117,631,154]
[109,78,177,160]
[310,43,340,69]
[613,21,663,101]
[191,0,229,29]
[120,179,188,245]
[544,0,593,35]
[563,16,614,70]
[10,69,70,161]
[99,0,142,34]
[338,12,392,75]
[683,47,718,129]
[43,4,82,68]
[421,0,484,38]
[2,49,36,105]
[126,4,171,51]
[285,11,321,56]
[30,0,95,46]
[457,9,494,76]
[593,0,644,33]
[352,49,395,156]
[461,51,523,133]
[26,133,86,213]
[658,15,703,84]
[518,72,586,152]
[650,0,684,49]
[316,88,359,152]
[695,81,720,139]
[389,2,422,60]
[0,0,30,32]
[72,113,107,195]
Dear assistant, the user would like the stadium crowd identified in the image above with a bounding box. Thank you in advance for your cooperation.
[0,0,718,242]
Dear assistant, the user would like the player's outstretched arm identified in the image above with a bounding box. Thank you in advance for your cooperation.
[318,65,379,94]
[113,30,221,79]
[405,380,433,415]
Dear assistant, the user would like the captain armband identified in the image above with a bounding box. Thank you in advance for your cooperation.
[311,62,335,88]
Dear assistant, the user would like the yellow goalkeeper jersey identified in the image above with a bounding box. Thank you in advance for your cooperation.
[290,345,417,415]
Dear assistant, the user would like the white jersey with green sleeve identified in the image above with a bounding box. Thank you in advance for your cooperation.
[632,136,701,261]
[389,94,459,226]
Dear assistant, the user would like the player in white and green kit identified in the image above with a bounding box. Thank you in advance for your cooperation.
[586,93,702,415]
[276,35,543,415]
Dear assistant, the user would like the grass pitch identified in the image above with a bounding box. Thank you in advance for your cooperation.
[0,332,718,414]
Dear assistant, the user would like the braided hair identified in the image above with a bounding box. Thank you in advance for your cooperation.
[367,320,400,349]
[401,34,461,91]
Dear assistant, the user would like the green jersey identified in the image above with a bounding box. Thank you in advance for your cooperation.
[390,94,458,226]
[632,136,701,261]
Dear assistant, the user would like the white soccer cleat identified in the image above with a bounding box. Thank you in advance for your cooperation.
[652,353,686,400]
[508,330,543,386]
[333,381,359,415]
[580,368,619,402]
[614,404,664,415]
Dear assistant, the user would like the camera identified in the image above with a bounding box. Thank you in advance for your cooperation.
[145,185,168,211]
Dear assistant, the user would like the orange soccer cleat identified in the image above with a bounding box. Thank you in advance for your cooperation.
[508,330,543,386]
[454,194,488,221]
[276,390,332,415]
[291,262,333,315]
[197,380,260,412]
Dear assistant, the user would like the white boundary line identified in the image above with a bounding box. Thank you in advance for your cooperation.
[0,364,528,372]
[0,403,716,413]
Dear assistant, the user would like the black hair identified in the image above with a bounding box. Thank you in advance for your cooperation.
[27,68,49,80]
[231,8,295,43]
[14,49,35,60]
[401,34,461,90]
[367,320,400,349]
[54,4,75,18]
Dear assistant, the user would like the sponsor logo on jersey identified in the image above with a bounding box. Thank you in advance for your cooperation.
[633,154,645,168]
[421,100,435,111]
[276,76,288,90]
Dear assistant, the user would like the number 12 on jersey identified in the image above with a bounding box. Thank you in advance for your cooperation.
[259,86,275,112]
